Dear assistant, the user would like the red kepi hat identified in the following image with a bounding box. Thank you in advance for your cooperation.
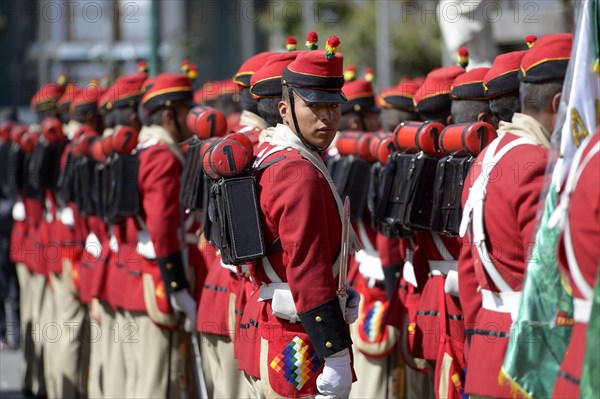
[141,73,194,114]
[282,36,346,104]
[519,33,572,83]
[250,51,301,99]
[483,50,528,98]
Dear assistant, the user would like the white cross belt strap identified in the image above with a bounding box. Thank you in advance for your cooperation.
[461,137,536,293]
[428,260,456,276]
[551,137,600,301]
[85,232,102,259]
[12,201,26,222]
[480,289,522,321]
[258,281,300,323]
[573,297,593,323]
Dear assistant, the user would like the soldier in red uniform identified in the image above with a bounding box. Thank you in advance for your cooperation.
[459,33,572,398]
[17,81,65,398]
[405,64,466,396]
[552,133,600,396]
[339,67,380,133]
[118,73,200,398]
[458,48,529,368]
[377,79,420,133]
[196,51,272,399]
[238,37,362,398]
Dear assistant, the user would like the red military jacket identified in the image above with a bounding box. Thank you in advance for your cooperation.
[23,198,45,275]
[238,140,351,397]
[198,120,264,338]
[459,127,548,398]
[133,137,193,328]
[553,132,600,398]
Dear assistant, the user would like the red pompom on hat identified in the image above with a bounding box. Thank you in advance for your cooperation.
[306,31,319,50]
[286,36,298,52]
[282,35,346,104]
[344,65,356,82]
[526,35,538,48]
[519,33,572,83]
[250,51,301,99]
[413,65,465,114]
[233,52,273,87]
[141,73,194,113]
[30,83,65,112]
[457,47,469,68]
[377,79,421,111]
[450,67,491,101]
[483,50,527,98]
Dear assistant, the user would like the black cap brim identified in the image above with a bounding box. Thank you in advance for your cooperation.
[292,88,347,104]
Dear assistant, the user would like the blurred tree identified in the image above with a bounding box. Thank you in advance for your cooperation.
[257,0,441,85]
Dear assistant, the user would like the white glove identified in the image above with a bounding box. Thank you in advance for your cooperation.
[169,290,197,332]
[344,285,360,324]
[316,349,353,399]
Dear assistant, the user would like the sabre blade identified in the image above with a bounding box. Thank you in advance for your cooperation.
[338,196,351,296]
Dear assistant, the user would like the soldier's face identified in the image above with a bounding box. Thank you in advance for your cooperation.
[280,92,341,149]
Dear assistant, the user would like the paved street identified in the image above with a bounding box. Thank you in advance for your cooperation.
[0,348,23,398]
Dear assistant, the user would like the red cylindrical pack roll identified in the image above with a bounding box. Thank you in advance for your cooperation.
[369,131,391,160]
[0,121,15,142]
[206,138,253,179]
[111,126,139,154]
[20,131,39,154]
[10,125,28,144]
[393,121,445,156]
[41,117,65,144]
[439,122,497,157]
[91,138,107,162]
[336,131,376,162]
[377,135,396,164]
[101,136,114,156]
[186,105,228,139]
[226,132,254,158]
[77,135,97,158]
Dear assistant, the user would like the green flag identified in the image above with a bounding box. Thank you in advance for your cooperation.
[500,1,600,397]
[580,267,600,398]
[499,187,574,398]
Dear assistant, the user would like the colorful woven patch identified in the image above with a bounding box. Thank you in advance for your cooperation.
[362,300,385,342]
[269,336,321,391]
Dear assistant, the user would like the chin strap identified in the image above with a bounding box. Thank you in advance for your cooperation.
[286,86,326,154]
[357,111,367,132]
[171,106,185,143]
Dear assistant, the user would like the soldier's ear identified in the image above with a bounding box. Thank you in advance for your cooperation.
[551,92,562,114]
[477,112,497,128]
[129,112,142,133]
[446,115,453,125]
[349,114,362,131]
[278,99,288,122]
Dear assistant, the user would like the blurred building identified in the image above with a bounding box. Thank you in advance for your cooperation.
[1,0,572,112]
[0,0,271,110]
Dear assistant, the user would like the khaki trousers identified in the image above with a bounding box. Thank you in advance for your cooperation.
[43,271,89,399]
[104,305,127,398]
[404,362,434,399]
[86,300,102,399]
[243,371,265,399]
[30,272,48,397]
[350,347,401,399]
[200,332,249,398]
[16,263,35,393]
[124,311,182,398]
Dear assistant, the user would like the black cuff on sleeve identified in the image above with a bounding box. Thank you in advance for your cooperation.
[298,297,353,359]
[156,252,188,295]
[382,262,403,301]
